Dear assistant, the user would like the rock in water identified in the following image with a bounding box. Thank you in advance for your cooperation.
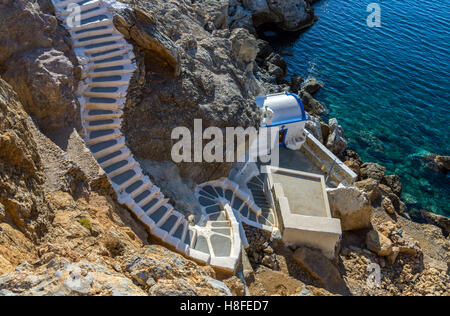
[382,175,403,197]
[240,0,315,32]
[303,78,323,95]
[327,186,372,231]
[301,91,327,116]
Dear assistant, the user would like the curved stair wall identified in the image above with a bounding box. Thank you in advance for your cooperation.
[51,0,278,272]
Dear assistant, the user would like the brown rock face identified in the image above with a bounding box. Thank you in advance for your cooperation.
[0,0,79,132]
[119,2,263,184]
[382,175,402,197]
[355,178,382,203]
[0,78,52,240]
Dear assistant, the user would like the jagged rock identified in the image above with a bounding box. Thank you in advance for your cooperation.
[397,238,421,257]
[327,186,372,231]
[305,116,323,143]
[382,197,396,215]
[266,63,285,83]
[293,247,345,292]
[256,39,273,60]
[0,78,51,240]
[360,163,386,182]
[0,0,79,132]
[320,120,330,143]
[265,53,287,73]
[192,0,230,30]
[230,28,258,67]
[382,175,402,197]
[423,154,450,174]
[387,247,400,264]
[433,155,450,173]
[240,0,315,32]
[366,230,393,257]
[289,75,304,94]
[355,178,381,203]
[345,160,361,178]
[228,0,256,33]
[420,211,450,236]
[0,258,146,296]
[326,118,347,157]
[301,91,327,116]
[344,150,363,165]
[302,78,323,95]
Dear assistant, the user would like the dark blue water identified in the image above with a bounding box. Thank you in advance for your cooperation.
[266,0,450,216]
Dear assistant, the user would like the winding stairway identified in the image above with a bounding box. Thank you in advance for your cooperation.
[51,0,278,272]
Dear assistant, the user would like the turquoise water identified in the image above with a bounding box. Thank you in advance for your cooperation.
[265,0,450,217]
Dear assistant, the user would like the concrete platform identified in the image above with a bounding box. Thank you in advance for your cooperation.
[264,166,342,259]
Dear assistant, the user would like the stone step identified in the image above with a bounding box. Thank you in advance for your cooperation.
[125,178,154,199]
[74,33,122,48]
[83,109,123,121]
[98,148,132,169]
[90,137,126,160]
[87,74,132,88]
[89,56,133,70]
[85,118,121,131]
[88,47,131,62]
[72,23,115,40]
[83,39,128,55]
[110,166,143,192]
[160,211,185,246]
[84,97,125,110]
[86,128,121,145]
[70,18,112,33]
[143,198,169,217]
[60,0,102,15]
[54,0,88,10]
[137,187,161,209]
[106,160,139,178]
[88,64,135,78]
[83,86,128,98]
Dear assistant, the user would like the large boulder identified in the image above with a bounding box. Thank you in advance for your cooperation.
[240,0,315,32]
[0,0,79,132]
[301,91,327,116]
[420,211,450,236]
[366,230,393,257]
[289,75,304,94]
[326,118,347,157]
[355,178,381,203]
[382,174,402,197]
[302,78,323,95]
[293,247,345,292]
[360,163,386,182]
[423,154,450,174]
[305,116,323,143]
[327,186,372,231]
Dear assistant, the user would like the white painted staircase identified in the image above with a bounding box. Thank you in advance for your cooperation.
[51,0,278,272]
